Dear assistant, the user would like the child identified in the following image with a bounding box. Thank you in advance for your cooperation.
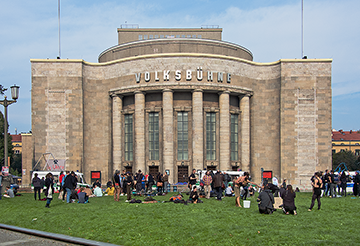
[225,183,234,197]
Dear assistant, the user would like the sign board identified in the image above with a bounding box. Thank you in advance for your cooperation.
[45,159,66,171]
[2,166,9,176]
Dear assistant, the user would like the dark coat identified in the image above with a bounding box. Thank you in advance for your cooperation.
[44,177,54,196]
[281,190,296,209]
[63,174,77,190]
[213,173,225,188]
[257,189,274,209]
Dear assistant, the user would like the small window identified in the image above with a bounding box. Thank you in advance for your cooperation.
[160,35,164,38]
[155,35,159,39]
[139,35,142,40]
[181,35,185,38]
[356,143,359,145]
[176,35,180,38]
[149,35,153,39]
[198,35,202,39]
[332,149,336,154]
[144,35,148,39]
[187,35,191,38]
[192,35,196,38]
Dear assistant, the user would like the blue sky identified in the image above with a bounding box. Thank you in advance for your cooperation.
[0,0,359,133]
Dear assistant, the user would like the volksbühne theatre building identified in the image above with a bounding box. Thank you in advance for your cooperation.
[29,27,332,189]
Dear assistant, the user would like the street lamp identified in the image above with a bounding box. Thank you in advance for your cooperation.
[0,85,20,167]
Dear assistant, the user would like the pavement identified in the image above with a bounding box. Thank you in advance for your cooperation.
[0,224,119,246]
[0,228,78,246]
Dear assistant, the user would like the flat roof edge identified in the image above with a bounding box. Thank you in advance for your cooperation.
[30,55,332,67]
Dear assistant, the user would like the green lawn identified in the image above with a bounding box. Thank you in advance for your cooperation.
[1,192,360,246]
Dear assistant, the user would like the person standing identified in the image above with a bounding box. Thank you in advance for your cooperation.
[309,172,323,211]
[32,173,42,200]
[353,171,360,196]
[212,170,225,201]
[125,172,133,202]
[340,171,348,197]
[147,173,154,193]
[135,170,143,194]
[188,169,197,190]
[63,171,77,203]
[156,172,163,194]
[113,170,121,201]
[202,171,213,199]
[0,171,3,200]
[281,185,297,215]
[44,173,54,208]
[329,170,336,198]
[234,172,258,207]
[324,170,330,196]
[163,172,169,193]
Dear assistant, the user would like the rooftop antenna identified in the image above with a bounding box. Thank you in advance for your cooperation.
[57,0,61,59]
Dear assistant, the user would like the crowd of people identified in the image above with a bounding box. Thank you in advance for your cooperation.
[3,167,358,214]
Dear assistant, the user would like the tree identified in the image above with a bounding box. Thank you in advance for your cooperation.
[0,111,14,167]
[11,153,22,176]
[332,150,359,171]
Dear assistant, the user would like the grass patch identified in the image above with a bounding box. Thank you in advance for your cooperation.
[1,192,360,245]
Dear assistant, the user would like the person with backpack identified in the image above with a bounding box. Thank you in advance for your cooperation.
[308,172,323,211]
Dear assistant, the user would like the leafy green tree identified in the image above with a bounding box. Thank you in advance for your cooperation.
[332,150,359,171]
[10,153,22,176]
[0,111,14,167]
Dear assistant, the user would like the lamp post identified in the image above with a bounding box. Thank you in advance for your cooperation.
[0,85,20,167]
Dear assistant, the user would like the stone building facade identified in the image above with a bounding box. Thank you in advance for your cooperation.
[29,27,332,189]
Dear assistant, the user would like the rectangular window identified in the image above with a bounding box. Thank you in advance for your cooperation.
[138,35,142,40]
[206,112,216,160]
[149,35,153,39]
[177,112,188,160]
[149,112,159,160]
[155,35,159,39]
[160,35,164,38]
[230,114,239,161]
[198,35,202,39]
[124,114,133,161]
[144,35,148,39]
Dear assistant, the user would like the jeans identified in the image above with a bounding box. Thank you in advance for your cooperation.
[215,186,223,200]
[34,187,41,200]
[65,188,72,203]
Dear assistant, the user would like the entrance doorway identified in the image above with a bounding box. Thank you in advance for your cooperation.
[125,166,133,174]
[207,166,216,171]
[149,166,159,178]
[178,166,188,183]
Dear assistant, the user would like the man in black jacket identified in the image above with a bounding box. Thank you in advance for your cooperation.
[63,171,77,203]
[257,184,275,214]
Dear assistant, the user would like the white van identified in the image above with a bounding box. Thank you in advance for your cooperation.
[31,171,88,191]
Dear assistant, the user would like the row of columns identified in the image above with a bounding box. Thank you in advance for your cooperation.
[112,89,250,183]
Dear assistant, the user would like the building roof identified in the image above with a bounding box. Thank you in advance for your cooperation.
[10,134,22,142]
[332,130,360,141]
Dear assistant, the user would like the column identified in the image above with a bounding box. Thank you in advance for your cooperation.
[219,91,230,171]
[240,95,250,172]
[162,89,174,183]
[192,89,203,171]
[135,91,145,173]
[112,95,123,173]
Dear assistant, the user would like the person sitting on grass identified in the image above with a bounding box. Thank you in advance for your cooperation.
[189,186,199,203]
[257,184,274,214]
[78,187,89,203]
[281,185,297,215]
[3,186,14,198]
[225,183,234,197]
[105,185,115,196]
[92,184,103,197]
